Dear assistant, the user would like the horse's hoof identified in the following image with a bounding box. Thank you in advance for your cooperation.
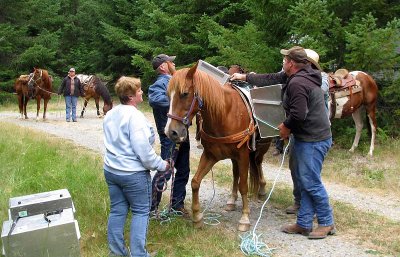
[225,204,236,211]
[238,222,250,232]
[193,220,204,229]
[258,193,267,201]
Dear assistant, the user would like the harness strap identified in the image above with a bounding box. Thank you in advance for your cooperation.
[199,85,255,149]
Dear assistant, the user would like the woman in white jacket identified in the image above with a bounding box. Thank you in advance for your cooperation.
[103,76,169,257]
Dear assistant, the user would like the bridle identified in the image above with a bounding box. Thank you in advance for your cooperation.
[28,69,43,87]
[167,92,203,126]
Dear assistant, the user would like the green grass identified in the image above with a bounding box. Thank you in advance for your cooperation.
[0,122,244,257]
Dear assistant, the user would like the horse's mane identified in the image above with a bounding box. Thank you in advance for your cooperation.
[93,76,112,104]
[168,68,226,119]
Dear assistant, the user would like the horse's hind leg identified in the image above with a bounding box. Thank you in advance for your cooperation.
[80,99,89,118]
[23,95,29,119]
[225,159,239,211]
[237,154,251,232]
[191,154,217,229]
[367,108,377,156]
[350,107,364,153]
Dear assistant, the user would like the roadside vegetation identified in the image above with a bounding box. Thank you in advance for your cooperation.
[1,118,399,256]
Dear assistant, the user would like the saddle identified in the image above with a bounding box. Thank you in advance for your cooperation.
[328,69,362,118]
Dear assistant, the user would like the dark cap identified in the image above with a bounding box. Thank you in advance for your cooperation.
[152,54,176,70]
[280,46,308,63]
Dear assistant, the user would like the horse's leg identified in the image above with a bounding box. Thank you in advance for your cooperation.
[43,97,49,120]
[349,107,363,153]
[252,141,271,199]
[80,99,89,118]
[191,154,217,228]
[237,153,251,232]
[17,95,23,119]
[23,95,29,119]
[225,159,239,211]
[36,96,41,121]
[366,108,377,156]
[95,97,101,117]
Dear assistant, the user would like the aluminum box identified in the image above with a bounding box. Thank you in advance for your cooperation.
[1,208,80,257]
[250,84,286,138]
[8,189,74,220]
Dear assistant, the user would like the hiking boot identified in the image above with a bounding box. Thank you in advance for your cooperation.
[308,225,336,239]
[272,149,281,156]
[281,223,311,236]
[285,203,300,214]
[174,207,190,218]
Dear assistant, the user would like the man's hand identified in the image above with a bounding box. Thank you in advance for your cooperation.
[230,73,246,81]
[278,123,291,140]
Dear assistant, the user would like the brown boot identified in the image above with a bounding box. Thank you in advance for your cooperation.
[308,225,336,239]
[281,223,311,236]
[285,203,300,214]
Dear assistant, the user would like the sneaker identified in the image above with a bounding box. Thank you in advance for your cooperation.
[285,203,300,214]
[308,225,336,239]
[281,223,311,236]
[72,120,77,122]
[66,120,70,122]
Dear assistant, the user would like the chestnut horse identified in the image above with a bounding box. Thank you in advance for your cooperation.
[329,70,378,156]
[14,75,31,119]
[77,74,113,117]
[165,63,272,231]
[27,68,53,120]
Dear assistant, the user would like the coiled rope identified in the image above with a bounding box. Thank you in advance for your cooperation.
[240,138,291,256]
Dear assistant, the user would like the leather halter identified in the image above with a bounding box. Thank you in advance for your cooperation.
[167,93,203,126]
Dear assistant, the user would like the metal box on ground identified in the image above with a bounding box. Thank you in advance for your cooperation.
[1,189,81,257]
[250,85,286,138]
[8,189,74,220]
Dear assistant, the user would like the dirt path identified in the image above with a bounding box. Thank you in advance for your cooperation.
[1,109,398,256]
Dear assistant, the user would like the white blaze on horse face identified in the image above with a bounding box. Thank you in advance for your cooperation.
[164,90,175,136]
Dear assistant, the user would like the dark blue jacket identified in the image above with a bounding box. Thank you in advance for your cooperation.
[148,74,171,108]
[58,76,84,97]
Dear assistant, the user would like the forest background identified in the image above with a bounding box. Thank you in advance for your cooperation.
[1,0,399,138]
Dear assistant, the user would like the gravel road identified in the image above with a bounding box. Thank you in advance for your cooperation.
[1,108,398,257]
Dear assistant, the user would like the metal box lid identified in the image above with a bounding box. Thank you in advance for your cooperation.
[197,60,230,85]
[250,84,286,138]
[9,189,74,219]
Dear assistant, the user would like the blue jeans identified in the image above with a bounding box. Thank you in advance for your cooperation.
[291,137,333,229]
[65,95,78,121]
[151,105,190,210]
[104,170,151,257]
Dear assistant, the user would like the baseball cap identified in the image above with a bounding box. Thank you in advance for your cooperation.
[280,46,308,64]
[152,54,176,70]
[69,67,76,72]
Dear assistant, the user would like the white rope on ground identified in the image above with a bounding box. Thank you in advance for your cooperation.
[240,138,291,256]
[201,169,221,226]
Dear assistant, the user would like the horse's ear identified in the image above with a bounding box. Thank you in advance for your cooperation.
[186,61,199,80]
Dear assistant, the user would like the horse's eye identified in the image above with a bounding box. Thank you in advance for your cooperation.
[180,92,189,98]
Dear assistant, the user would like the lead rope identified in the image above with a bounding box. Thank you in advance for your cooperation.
[240,137,291,256]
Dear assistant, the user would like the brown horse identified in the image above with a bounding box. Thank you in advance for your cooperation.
[27,68,53,120]
[165,62,272,231]
[329,70,378,156]
[77,74,113,118]
[14,75,32,119]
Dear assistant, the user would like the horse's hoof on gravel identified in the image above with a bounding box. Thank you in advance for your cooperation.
[238,222,250,232]
[225,204,236,211]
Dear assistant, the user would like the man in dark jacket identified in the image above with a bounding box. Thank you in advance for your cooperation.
[231,46,334,239]
[148,54,190,216]
[58,67,84,122]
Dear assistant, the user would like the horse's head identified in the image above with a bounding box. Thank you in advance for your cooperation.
[28,68,42,88]
[103,101,113,115]
[166,63,201,143]
[228,64,245,75]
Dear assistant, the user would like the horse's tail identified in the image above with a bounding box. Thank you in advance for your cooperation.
[94,77,112,104]
[248,151,260,199]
